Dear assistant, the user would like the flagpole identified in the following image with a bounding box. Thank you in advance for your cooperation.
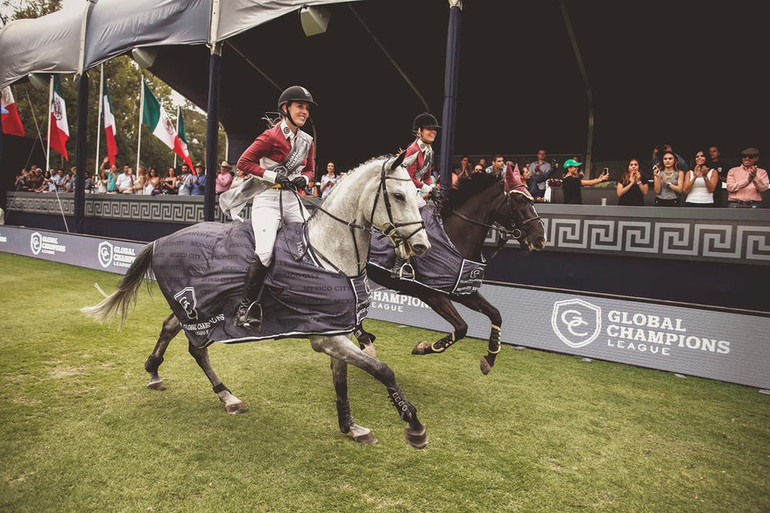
[95,63,104,176]
[45,76,53,173]
[136,76,144,172]
[174,106,179,169]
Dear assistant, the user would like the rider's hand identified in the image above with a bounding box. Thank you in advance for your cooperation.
[420,183,435,196]
[274,174,293,189]
[291,176,307,190]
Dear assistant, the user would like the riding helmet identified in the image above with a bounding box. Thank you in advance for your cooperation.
[277,86,317,111]
[412,112,441,130]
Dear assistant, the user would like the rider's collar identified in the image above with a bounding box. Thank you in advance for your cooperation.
[416,139,432,153]
[280,119,297,142]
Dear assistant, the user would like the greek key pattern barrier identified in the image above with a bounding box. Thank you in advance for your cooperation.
[532,217,770,263]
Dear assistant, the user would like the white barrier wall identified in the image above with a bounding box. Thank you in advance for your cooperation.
[2,225,768,389]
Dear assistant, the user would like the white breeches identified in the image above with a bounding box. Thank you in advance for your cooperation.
[250,188,309,266]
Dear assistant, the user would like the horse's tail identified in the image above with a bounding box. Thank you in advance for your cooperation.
[81,243,155,328]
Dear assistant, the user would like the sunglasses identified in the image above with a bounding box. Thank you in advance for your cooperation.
[742,154,759,159]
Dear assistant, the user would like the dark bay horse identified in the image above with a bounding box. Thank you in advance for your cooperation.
[83,154,435,448]
[356,171,546,374]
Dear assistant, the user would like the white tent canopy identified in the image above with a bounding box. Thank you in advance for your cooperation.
[0,0,359,89]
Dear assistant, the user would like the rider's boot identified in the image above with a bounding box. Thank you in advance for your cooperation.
[390,256,415,280]
[234,254,269,332]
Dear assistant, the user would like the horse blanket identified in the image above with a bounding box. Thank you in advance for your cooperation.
[152,221,370,347]
[369,205,486,295]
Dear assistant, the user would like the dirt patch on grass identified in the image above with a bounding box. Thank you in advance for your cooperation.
[47,366,85,379]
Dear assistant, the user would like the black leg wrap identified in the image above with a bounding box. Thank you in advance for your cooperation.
[488,325,502,354]
[336,399,354,434]
[388,387,415,423]
[144,354,164,373]
[430,333,456,353]
[212,383,231,395]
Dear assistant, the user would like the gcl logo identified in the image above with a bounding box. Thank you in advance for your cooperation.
[98,241,113,268]
[551,298,602,348]
[173,287,199,320]
[30,232,42,255]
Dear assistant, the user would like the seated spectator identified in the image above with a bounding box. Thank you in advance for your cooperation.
[561,159,609,204]
[230,167,249,189]
[472,163,484,174]
[726,147,768,208]
[452,155,472,187]
[191,163,206,195]
[215,161,233,194]
[162,168,178,194]
[145,167,161,195]
[485,154,506,176]
[320,161,338,199]
[682,149,718,207]
[616,158,649,206]
[653,151,684,206]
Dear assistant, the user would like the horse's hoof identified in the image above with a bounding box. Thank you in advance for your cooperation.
[480,357,492,375]
[405,426,428,449]
[362,344,377,359]
[147,380,166,391]
[225,401,246,414]
[412,341,430,355]
[353,432,378,445]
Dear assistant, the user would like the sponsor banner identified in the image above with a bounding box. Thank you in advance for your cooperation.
[2,226,768,389]
[0,226,145,275]
[367,285,770,389]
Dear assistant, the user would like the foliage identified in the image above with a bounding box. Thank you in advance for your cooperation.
[0,0,60,24]
[1,253,769,513]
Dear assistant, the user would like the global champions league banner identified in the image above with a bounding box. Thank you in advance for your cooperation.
[1,226,768,389]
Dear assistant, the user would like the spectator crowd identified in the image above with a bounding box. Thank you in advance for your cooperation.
[13,144,767,209]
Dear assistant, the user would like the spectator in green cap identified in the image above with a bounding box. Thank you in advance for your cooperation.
[561,159,609,204]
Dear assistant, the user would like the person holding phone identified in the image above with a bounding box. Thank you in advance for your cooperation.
[561,159,609,204]
[682,149,718,207]
[616,158,649,206]
[653,151,684,206]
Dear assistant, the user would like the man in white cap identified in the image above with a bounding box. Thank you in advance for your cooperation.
[215,161,233,194]
[727,147,768,208]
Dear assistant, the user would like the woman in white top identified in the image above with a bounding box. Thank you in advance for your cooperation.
[682,149,718,206]
[230,167,249,189]
[319,161,338,199]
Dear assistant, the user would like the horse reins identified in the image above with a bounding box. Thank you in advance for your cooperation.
[309,159,425,274]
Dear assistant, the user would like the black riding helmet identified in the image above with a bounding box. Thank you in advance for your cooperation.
[278,85,316,127]
[412,112,441,130]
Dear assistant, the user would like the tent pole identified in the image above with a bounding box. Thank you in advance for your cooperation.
[74,70,89,231]
[204,44,222,222]
[439,1,462,189]
[95,63,103,176]
[174,106,179,169]
[46,76,53,174]
[136,76,144,172]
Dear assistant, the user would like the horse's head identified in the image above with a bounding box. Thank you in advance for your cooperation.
[494,188,547,251]
[369,153,430,259]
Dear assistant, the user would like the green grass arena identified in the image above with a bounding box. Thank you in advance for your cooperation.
[1,253,768,512]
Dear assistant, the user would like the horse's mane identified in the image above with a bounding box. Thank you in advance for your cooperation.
[436,171,503,218]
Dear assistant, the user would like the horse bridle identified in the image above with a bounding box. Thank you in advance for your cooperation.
[450,185,541,249]
[309,159,425,273]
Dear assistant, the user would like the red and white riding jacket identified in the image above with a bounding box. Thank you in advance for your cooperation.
[405,139,435,194]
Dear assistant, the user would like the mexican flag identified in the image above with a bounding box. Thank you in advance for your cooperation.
[1,86,26,137]
[142,80,192,168]
[102,74,118,166]
[177,106,192,166]
[49,76,69,160]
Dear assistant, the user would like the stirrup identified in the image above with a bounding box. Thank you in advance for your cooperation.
[393,262,415,280]
[235,301,263,332]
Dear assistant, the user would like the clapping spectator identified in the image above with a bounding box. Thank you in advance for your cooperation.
[145,167,161,195]
[616,158,649,206]
[215,161,233,194]
[162,168,178,194]
[116,166,134,194]
[14,168,30,191]
[726,147,768,208]
[106,165,118,193]
[133,166,147,194]
[191,163,206,195]
[652,143,688,172]
[528,149,555,202]
[95,169,108,193]
[653,151,684,206]
[177,164,193,195]
[682,149,718,207]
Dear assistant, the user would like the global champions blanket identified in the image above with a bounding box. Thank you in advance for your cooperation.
[152,222,370,348]
[369,206,486,295]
